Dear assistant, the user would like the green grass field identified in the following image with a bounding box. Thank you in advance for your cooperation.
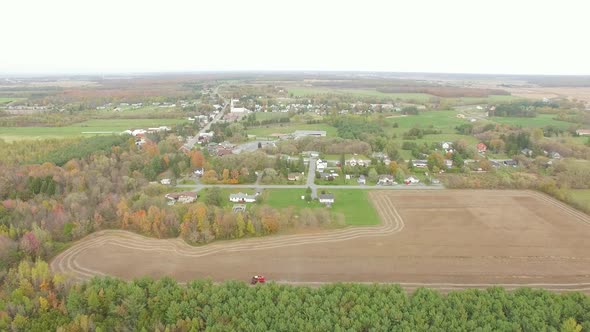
[245,123,337,137]
[263,189,321,209]
[253,112,290,121]
[0,97,26,104]
[0,118,188,141]
[488,114,572,129]
[386,111,466,134]
[447,95,523,105]
[288,87,434,102]
[329,190,380,225]
[264,189,380,225]
[569,190,590,208]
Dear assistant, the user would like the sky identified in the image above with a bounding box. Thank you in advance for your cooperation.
[1,0,589,75]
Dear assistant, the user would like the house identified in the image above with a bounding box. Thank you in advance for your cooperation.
[293,130,327,138]
[521,148,533,157]
[412,160,428,168]
[193,168,204,176]
[444,159,453,168]
[229,192,257,203]
[347,158,357,167]
[477,142,488,153]
[160,178,171,185]
[316,159,327,171]
[319,193,335,205]
[319,172,335,181]
[377,175,395,185]
[503,160,518,167]
[303,151,320,158]
[441,142,454,153]
[287,172,302,181]
[576,129,590,136]
[165,192,197,204]
[404,176,420,185]
[357,175,366,185]
[549,152,561,159]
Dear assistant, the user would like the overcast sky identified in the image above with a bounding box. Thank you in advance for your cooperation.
[1,0,589,75]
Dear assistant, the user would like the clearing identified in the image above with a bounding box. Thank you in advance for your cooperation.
[0,118,188,141]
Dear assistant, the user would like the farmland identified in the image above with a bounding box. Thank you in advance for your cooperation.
[489,114,573,129]
[51,190,590,292]
[288,87,435,102]
[0,118,188,141]
[0,97,26,104]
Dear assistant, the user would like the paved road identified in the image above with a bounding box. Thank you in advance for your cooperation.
[306,157,317,198]
[176,183,444,192]
[182,85,227,150]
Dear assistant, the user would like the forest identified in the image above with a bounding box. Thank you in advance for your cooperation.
[1,260,589,331]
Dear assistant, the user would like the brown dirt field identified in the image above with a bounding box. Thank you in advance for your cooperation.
[51,190,590,292]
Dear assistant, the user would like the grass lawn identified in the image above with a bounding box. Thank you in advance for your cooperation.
[569,190,590,208]
[488,114,572,129]
[245,123,337,137]
[386,111,466,134]
[322,153,370,161]
[0,97,26,104]
[263,189,380,226]
[386,111,479,154]
[253,112,290,121]
[199,188,257,208]
[0,118,188,141]
[263,189,320,209]
[328,190,380,225]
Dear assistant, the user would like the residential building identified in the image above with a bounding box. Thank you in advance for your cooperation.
[412,160,428,168]
[404,176,420,185]
[229,192,257,203]
[319,193,335,205]
[477,142,488,153]
[288,172,303,181]
[357,175,366,185]
[293,130,327,138]
[165,192,197,204]
[377,175,395,185]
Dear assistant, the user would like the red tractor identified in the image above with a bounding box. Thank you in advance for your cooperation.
[251,275,266,285]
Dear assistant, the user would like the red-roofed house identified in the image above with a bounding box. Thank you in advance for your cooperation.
[477,142,487,153]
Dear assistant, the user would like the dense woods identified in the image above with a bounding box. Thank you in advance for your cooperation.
[1,260,589,331]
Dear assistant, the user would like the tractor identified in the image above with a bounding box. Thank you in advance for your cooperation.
[251,275,266,285]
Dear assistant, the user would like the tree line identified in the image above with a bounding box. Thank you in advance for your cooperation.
[1,260,588,331]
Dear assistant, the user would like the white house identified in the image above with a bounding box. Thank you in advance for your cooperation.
[357,175,366,185]
[316,159,327,171]
[319,193,335,205]
[405,176,420,185]
[229,192,257,203]
[165,192,197,204]
[160,178,171,185]
[442,142,454,153]
[377,175,395,185]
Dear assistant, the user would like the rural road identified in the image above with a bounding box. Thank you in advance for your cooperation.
[175,183,445,192]
[182,84,227,150]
